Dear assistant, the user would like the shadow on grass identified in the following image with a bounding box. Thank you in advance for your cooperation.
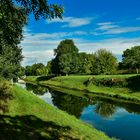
[0,115,77,140]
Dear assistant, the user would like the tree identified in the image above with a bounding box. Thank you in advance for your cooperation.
[122,46,140,74]
[54,39,79,56]
[0,45,23,79]
[78,53,95,74]
[0,0,63,79]
[25,63,46,76]
[36,67,48,76]
[2,0,63,20]
[93,49,118,75]
[51,39,79,75]
[0,2,26,79]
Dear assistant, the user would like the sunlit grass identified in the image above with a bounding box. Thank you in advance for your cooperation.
[25,74,140,103]
[2,85,111,140]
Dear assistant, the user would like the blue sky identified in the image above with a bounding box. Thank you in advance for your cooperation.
[21,0,140,66]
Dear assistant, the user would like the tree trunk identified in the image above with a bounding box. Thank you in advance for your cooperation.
[136,68,139,74]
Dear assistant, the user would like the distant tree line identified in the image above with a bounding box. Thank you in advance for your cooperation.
[47,39,118,75]
[22,39,140,76]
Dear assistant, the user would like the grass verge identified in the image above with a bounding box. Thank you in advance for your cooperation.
[25,74,140,104]
[1,84,111,140]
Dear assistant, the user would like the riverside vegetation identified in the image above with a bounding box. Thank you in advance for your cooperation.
[25,74,140,104]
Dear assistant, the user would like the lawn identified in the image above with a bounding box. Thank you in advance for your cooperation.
[0,84,111,140]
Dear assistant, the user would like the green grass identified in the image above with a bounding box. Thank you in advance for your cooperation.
[25,74,140,103]
[1,84,111,140]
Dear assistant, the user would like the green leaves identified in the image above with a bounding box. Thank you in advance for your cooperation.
[50,41,118,75]
[93,49,118,75]
[13,0,64,20]
[122,46,140,73]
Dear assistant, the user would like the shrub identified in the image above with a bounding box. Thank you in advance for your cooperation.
[84,77,127,88]
[0,78,12,114]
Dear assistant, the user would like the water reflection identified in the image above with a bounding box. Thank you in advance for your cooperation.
[50,90,90,118]
[95,102,116,118]
[18,83,140,140]
[24,83,140,118]
[26,83,48,95]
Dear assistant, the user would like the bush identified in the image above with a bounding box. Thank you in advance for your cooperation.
[84,77,127,88]
[0,78,12,114]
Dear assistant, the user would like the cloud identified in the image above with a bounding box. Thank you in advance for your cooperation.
[21,27,140,66]
[22,50,54,66]
[136,17,140,20]
[46,16,93,27]
[76,37,140,55]
[94,22,140,35]
[96,22,119,30]
[21,29,88,65]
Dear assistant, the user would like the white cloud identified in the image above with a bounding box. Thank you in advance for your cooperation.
[75,37,140,55]
[136,17,140,20]
[21,27,140,66]
[96,22,119,30]
[46,16,93,27]
[22,50,54,66]
[21,30,88,65]
[95,22,140,35]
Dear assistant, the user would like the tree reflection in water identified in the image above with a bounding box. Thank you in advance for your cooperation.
[26,83,48,95]
[24,83,140,119]
[95,101,116,118]
[50,90,90,118]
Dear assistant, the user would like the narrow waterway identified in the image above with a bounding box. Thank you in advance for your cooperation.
[18,83,140,140]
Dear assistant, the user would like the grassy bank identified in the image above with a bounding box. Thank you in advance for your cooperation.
[1,84,111,140]
[25,74,140,103]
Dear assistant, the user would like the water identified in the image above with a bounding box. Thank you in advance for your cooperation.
[18,83,140,140]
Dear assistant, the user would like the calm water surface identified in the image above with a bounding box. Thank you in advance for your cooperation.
[18,83,140,140]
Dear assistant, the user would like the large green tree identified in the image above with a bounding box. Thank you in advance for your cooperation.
[93,49,118,75]
[78,53,95,74]
[52,39,79,75]
[0,0,63,79]
[122,46,140,74]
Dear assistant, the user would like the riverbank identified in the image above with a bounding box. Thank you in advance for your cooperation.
[1,84,111,140]
[24,74,140,103]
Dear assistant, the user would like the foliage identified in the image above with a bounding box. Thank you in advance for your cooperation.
[122,46,140,74]
[49,40,118,75]
[0,1,27,47]
[0,0,63,79]
[18,66,25,77]
[35,75,140,103]
[0,2,26,79]
[5,0,64,20]
[51,39,79,75]
[93,49,118,75]
[84,77,128,88]
[78,53,95,74]
[54,39,79,56]
[0,78,12,114]
[0,45,23,79]
[25,63,48,76]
